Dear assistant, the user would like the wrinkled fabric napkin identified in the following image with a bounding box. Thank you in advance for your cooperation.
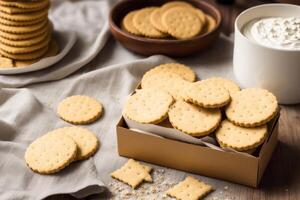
[0,33,235,199]
[0,0,113,88]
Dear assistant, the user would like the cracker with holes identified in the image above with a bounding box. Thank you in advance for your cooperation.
[162,7,202,39]
[123,88,174,124]
[216,120,268,151]
[133,7,167,38]
[141,71,192,100]
[121,10,142,36]
[110,159,152,189]
[49,127,99,161]
[168,100,221,137]
[166,176,213,200]
[226,88,278,127]
[25,132,77,174]
[143,63,196,82]
[57,95,103,125]
[186,80,231,108]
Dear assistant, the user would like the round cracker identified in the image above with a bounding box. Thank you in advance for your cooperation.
[193,8,206,25]
[0,2,49,14]
[0,56,13,68]
[133,7,167,38]
[25,132,77,174]
[162,7,202,39]
[0,31,51,54]
[57,95,103,125]
[0,18,47,34]
[0,28,50,47]
[15,38,59,67]
[0,15,47,26]
[121,10,142,36]
[141,71,192,100]
[186,80,231,108]
[225,88,278,127]
[49,127,99,161]
[0,44,48,60]
[149,8,168,33]
[0,20,51,40]
[0,8,48,22]
[0,0,49,9]
[123,88,174,124]
[204,77,240,97]
[144,63,196,82]
[168,100,221,137]
[202,14,216,34]
[216,120,268,151]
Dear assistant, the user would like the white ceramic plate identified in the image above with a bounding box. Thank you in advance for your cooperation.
[0,30,76,75]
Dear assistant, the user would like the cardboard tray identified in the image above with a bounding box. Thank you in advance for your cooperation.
[116,114,279,187]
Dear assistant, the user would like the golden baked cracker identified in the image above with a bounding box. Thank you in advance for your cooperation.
[0,8,48,22]
[216,120,268,151]
[0,20,51,40]
[144,63,196,82]
[0,18,47,34]
[0,0,49,9]
[141,71,192,100]
[121,10,142,36]
[123,88,174,124]
[202,14,216,34]
[168,100,221,137]
[166,176,213,200]
[193,8,206,25]
[133,7,167,38]
[161,1,194,10]
[49,127,99,161]
[24,132,77,174]
[149,8,168,33]
[204,77,240,97]
[186,80,231,108]
[0,2,49,14]
[0,15,47,26]
[0,32,51,54]
[162,7,202,39]
[15,38,58,67]
[225,88,278,127]
[111,159,152,189]
[0,56,13,68]
[57,95,103,125]
[0,28,50,47]
[0,45,48,60]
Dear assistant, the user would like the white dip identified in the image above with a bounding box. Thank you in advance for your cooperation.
[243,17,300,50]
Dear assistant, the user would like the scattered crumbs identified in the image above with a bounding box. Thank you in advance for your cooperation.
[108,166,177,200]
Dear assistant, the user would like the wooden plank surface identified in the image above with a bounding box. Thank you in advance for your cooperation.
[46,1,300,199]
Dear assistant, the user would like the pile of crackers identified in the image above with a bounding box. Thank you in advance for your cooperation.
[25,95,103,174]
[121,1,216,39]
[0,0,58,68]
[123,63,279,153]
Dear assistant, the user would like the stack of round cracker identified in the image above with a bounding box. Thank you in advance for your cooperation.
[25,127,100,174]
[121,1,216,39]
[0,0,58,68]
[123,62,279,154]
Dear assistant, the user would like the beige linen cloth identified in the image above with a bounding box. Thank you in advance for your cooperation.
[0,0,236,199]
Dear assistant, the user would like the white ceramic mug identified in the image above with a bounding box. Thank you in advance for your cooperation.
[233,4,300,104]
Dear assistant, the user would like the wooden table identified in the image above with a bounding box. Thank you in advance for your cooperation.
[47,1,300,199]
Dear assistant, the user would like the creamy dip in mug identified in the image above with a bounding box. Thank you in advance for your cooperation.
[243,17,300,50]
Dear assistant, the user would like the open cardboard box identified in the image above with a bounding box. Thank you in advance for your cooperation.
[116,112,279,187]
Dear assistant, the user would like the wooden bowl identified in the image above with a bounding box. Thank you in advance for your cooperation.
[109,0,222,57]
